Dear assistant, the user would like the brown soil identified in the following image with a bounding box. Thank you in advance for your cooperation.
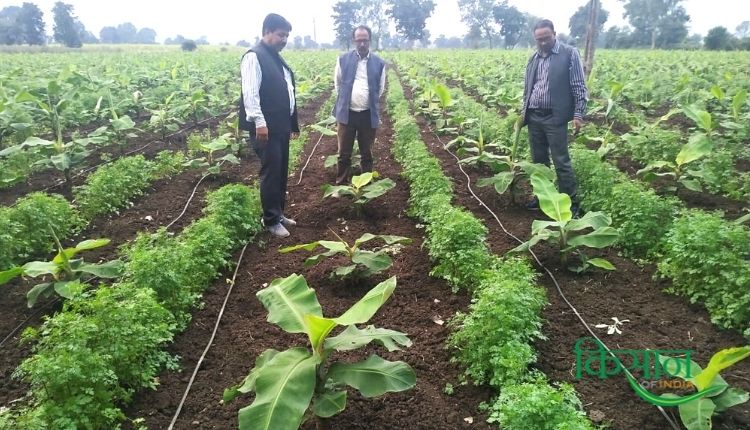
[0,155,262,405]
[115,99,495,429]
[399,78,750,430]
[0,94,333,410]
[585,113,632,136]
[4,75,749,430]
[735,157,750,173]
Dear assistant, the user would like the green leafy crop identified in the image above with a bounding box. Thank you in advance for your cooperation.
[225,275,415,430]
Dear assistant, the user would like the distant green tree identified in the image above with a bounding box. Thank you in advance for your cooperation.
[52,2,82,47]
[621,0,690,48]
[654,7,689,47]
[332,0,358,50]
[18,2,46,45]
[464,23,483,48]
[603,25,634,48]
[492,1,526,49]
[458,0,498,48]
[736,21,750,38]
[303,35,318,49]
[387,0,435,45]
[0,6,23,45]
[116,22,137,43]
[420,28,431,46]
[99,26,118,43]
[135,28,156,44]
[78,30,97,43]
[516,13,543,48]
[165,34,185,45]
[381,31,406,49]
[704,26,734,50]
[75,18,96,43]
[568,0,608,46]
[358,0,389,50]
[683,33,703,49]
[434,34,463,48]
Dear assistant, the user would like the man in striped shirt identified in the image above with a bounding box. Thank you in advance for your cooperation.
[521,19,588,216]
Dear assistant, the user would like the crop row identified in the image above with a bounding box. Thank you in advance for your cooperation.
[387,70,594,429]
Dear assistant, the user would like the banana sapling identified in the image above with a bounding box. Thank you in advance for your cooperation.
[224,275,416,430]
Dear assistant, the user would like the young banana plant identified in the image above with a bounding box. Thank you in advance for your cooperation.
[224,275,415,430]
[653,346,750,430]
[183,133,240,175]
[637,105,715,193]
[322,171,395,206]
[511,173,619,272]
[280,231,411,278]
[477,116,555,202]
[446,114,506,170]
[0,235,123,307]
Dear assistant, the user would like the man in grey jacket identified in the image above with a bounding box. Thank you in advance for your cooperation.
[521,19,588,215]
[333,25,386,185]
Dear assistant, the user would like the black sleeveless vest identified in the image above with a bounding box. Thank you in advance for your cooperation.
[239,42,299,133]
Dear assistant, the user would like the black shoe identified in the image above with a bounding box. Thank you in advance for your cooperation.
[525,197,540,211]
[571,203,582,219]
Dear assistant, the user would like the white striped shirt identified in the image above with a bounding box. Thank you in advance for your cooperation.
[240,51,296,129]
[528,40,587,120]
[334,51,387,112]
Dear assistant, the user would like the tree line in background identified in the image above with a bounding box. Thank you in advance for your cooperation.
[0,2,93,47]
[329,0,750,51]
[1,0,749,51]
[0,1,198,48]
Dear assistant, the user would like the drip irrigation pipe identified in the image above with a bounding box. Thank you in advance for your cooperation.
[0,297,60,348]
[293,132,327,186]
[165,173,210,230]
[167,240,251,430]
[432,130,681,430]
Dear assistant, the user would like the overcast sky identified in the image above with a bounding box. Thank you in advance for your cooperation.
[25,0,750,45]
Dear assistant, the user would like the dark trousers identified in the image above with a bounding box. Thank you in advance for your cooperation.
[336,110,375,185]
[527,109,577,199]
[250,130,289,226]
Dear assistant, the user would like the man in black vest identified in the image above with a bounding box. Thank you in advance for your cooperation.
[240,13,299,238]
[521,19,588,216]
[333,25,386,185]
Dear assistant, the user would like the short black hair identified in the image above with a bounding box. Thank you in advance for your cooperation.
[533,19,555,33]
[352,25,372,40]
[263,13,292,35]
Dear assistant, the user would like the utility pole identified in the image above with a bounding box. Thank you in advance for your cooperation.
[583,0,599,78]
[313,18,317,46]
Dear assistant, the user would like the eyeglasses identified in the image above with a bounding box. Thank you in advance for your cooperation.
[534,35,554,43]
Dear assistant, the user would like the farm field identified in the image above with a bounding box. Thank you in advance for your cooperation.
[0,48,749,430]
